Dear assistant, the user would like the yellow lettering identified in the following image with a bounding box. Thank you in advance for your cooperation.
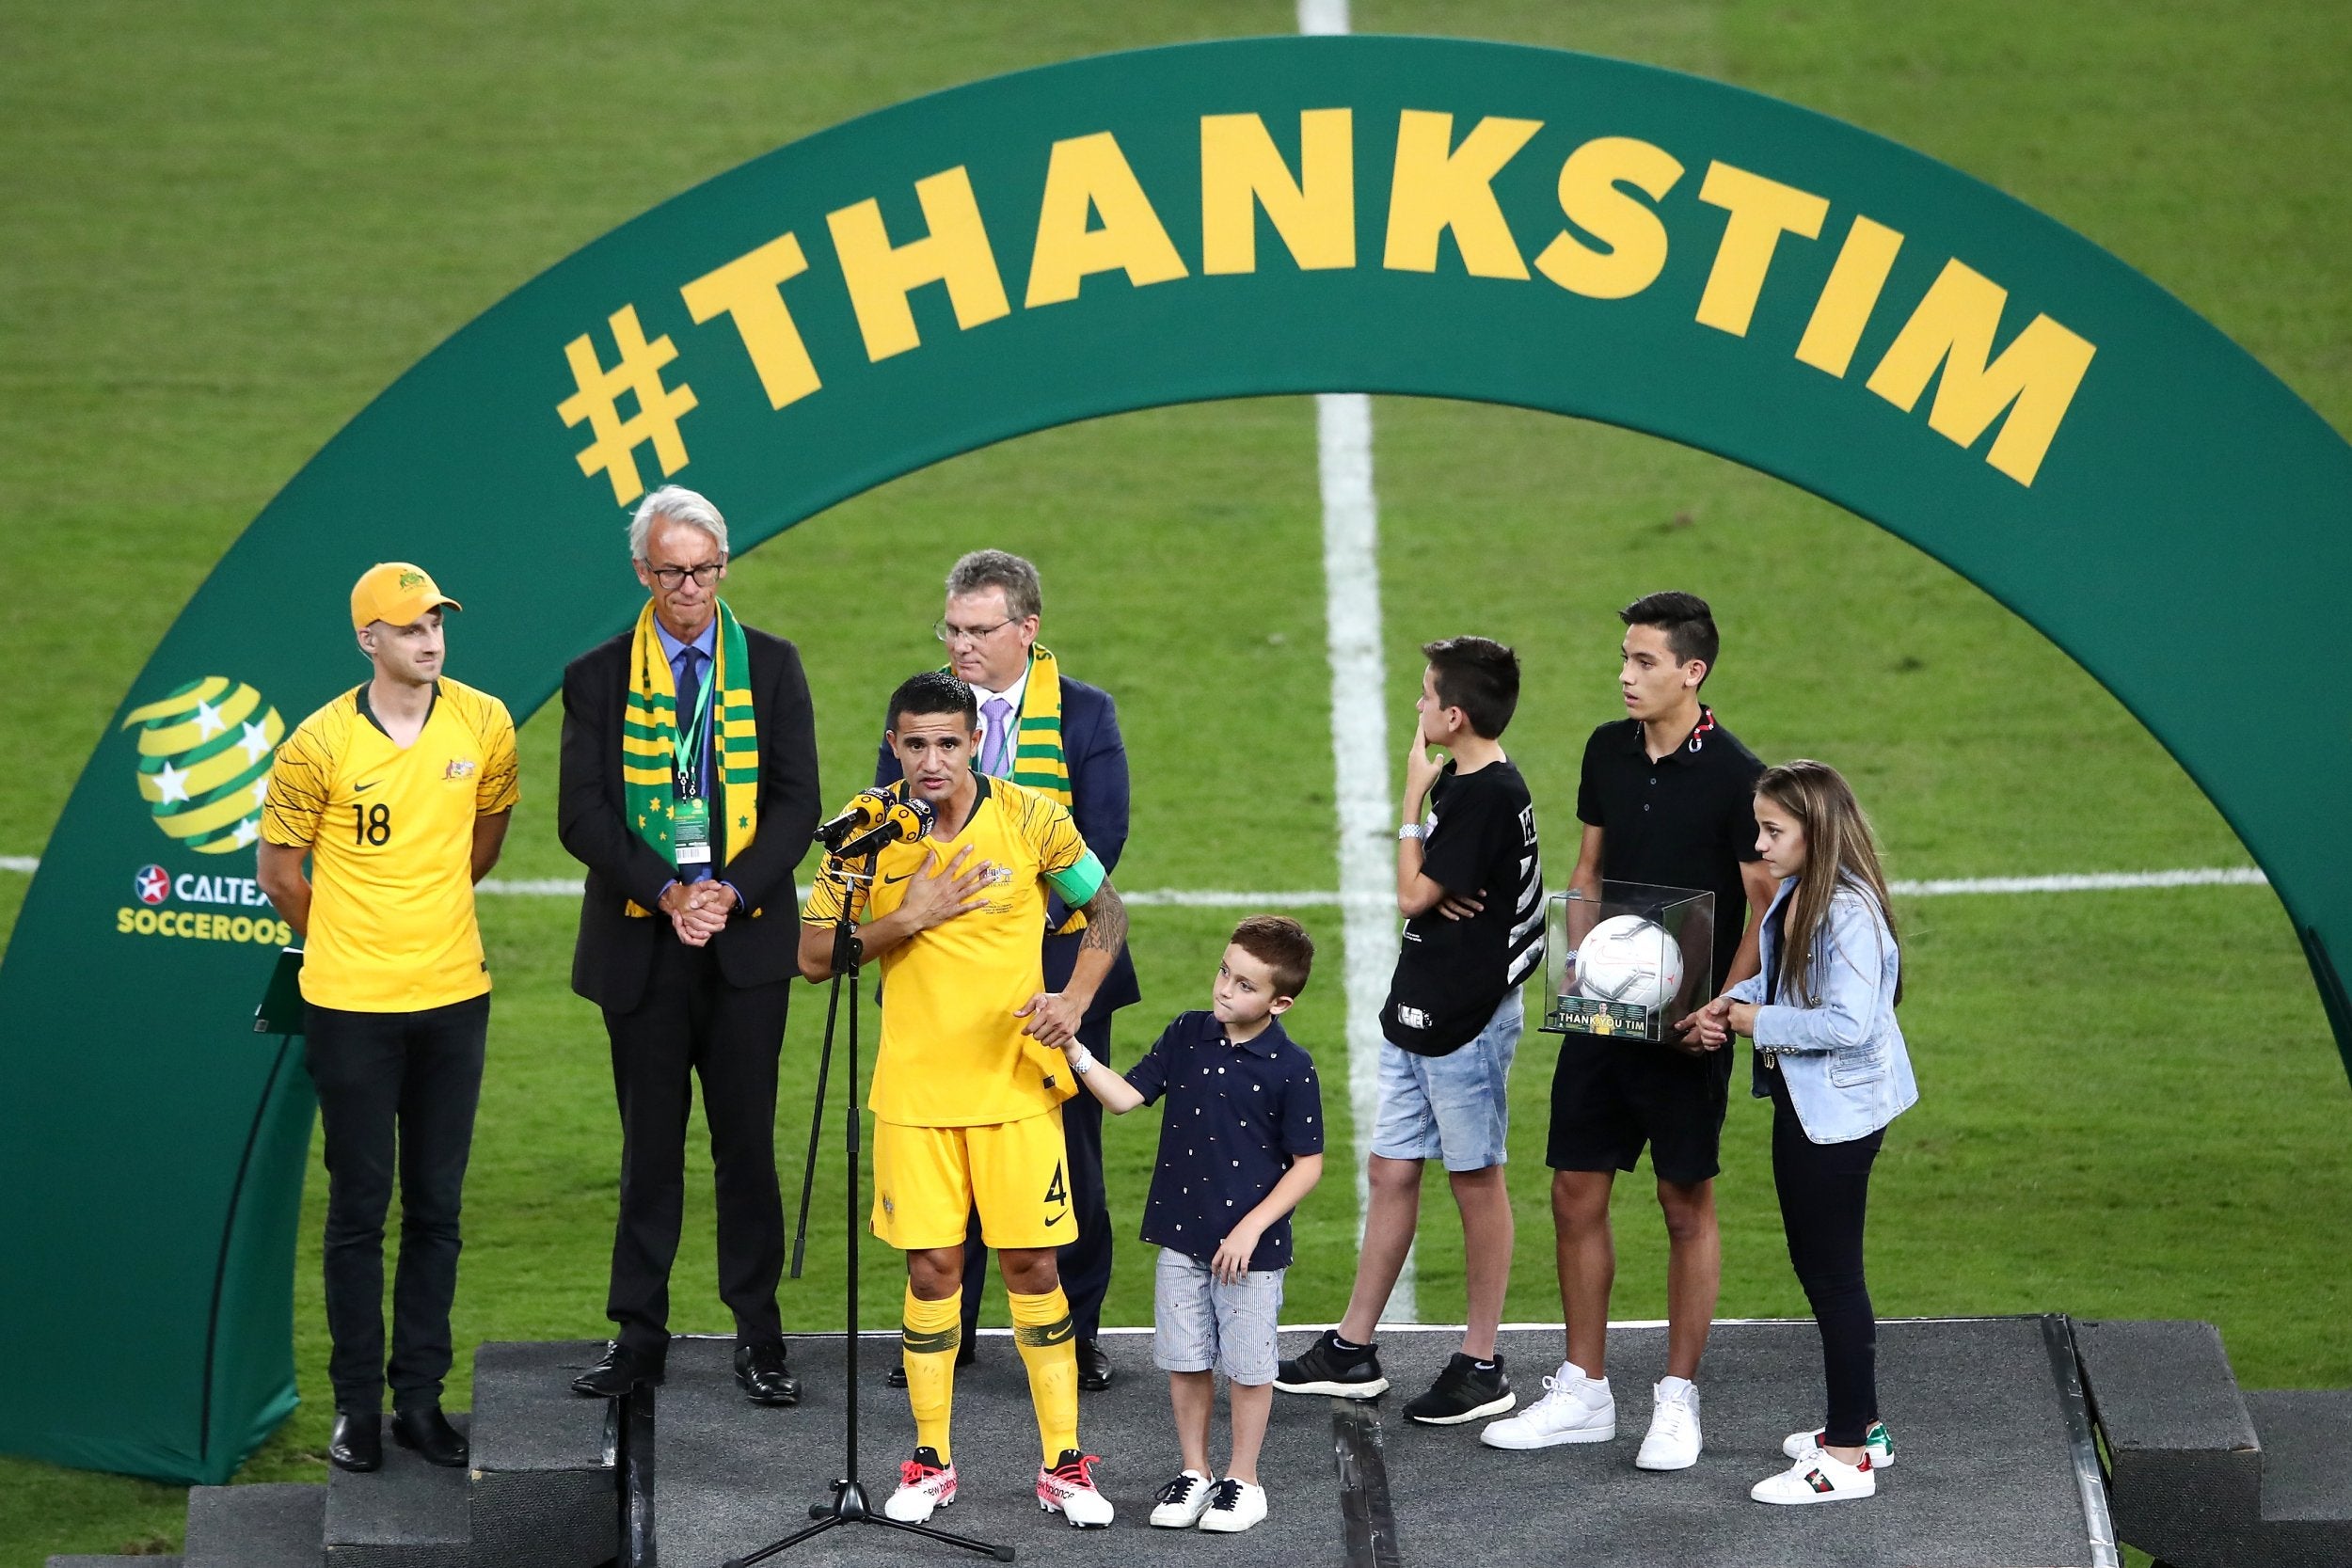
[1694,162,1829,337]
[196,913,214,939]
[1866,259,2096,486]
[230,916,254,942]
[679,232,822,409]
[826,166,1010,362]
[1382,110,1542,278]
[1200,110,1355,275]
[1794,214,1906,377]
[1534,135,1684,300]
[117,908,134,933]
[134,909,158,934]
[1024,132,1189,308]
[277,920,294,945]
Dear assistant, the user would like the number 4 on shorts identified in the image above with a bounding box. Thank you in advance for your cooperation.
[1044,1162,1066,1209]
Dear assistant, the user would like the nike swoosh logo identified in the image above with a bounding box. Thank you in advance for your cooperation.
[354,781,381,793]
[882,871,913,884]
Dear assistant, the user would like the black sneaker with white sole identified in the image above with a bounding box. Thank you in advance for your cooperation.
[1404,1352,1515,1425]
[1274,1329,1389,1398]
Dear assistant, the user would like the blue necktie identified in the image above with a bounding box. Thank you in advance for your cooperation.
[675,646,711,880]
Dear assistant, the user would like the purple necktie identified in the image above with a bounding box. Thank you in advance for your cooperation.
[981,696,1014,778]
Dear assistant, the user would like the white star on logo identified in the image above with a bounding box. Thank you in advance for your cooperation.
[192,700,226,739]
[238,721,272,763]
[155,761,189,804]
[232,818,258,847]
[250,777,270,807]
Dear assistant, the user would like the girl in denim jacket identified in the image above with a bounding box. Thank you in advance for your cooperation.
[1692,759,1916,1505]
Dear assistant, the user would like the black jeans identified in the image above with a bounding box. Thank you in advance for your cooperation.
[960,1008,1115,1342]
[1768,1067,1884,1448]
[602,938,789,1355]
[305,994,489,1414]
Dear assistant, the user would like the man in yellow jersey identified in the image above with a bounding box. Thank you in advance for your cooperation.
[258,562,518,1476]
[801,671,1130,1530]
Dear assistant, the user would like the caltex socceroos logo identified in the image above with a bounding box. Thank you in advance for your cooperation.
[119,677,286,855]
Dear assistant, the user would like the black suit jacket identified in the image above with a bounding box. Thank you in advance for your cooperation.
[561,621,822,1013]
[874,673,1140,1022]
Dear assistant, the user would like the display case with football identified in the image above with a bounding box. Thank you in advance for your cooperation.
[1541,881,1715,1042]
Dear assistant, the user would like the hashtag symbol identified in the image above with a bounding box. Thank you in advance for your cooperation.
[557,305,700,506]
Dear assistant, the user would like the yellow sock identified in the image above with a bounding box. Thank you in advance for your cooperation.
[1008,1286,1079,1466]
[901,1286,961,1465]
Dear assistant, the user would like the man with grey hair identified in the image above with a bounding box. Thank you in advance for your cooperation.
[559,484,822,1404]
[877,548,1138,1391]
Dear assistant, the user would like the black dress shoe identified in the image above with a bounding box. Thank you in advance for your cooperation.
[571,1341,665,1398]
[391,1405,469,1468]
[887,1335,977,1387]
[1076,1338,1113,1392]
[735,1341,801,1406]
[328,1411,382,1473]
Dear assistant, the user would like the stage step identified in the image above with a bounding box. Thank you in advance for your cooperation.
[182,1481,325,1567]
[2076,1318,2352,1567]
[53,1342,616,1568]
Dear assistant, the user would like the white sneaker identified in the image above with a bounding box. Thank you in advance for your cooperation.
[1752,1444,1877,1505]
[1197,1477,1267,1533]
[1149,1469,1214,1528]
[1037,1449,1114,1528]
[1782,1419,1894,1468]
[1479,1361,1615,1449]
[1635,1379,1702,1471]
[884,1448,957,1522]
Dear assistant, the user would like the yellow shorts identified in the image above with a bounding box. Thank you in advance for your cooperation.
[871,1110,1076,1253]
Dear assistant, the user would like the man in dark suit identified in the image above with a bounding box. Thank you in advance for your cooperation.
[559,484,821,1405]
[878,549,1137,1391]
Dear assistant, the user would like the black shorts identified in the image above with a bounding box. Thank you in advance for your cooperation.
[1546,1033,1731,1185]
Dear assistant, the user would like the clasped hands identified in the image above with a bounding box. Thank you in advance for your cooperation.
[658,879,737,946]
[1671,995,1757,1053]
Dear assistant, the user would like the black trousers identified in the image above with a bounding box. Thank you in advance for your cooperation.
[961,1009,1115,1342]
[305,994,489,1414]
[601,937,790,1355]
[1768,1067,1885,1448]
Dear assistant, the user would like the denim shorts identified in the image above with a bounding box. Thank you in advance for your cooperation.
[1370,990,1522,1171]
[1152,1248,1285,1385]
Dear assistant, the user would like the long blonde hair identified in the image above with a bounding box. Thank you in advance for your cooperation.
[1756,760,1901,1007]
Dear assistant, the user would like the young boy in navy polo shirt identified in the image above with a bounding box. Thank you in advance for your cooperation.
[1062,916,1325,1535]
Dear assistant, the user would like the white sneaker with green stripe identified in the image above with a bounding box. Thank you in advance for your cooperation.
[1781,1420,1894,1468]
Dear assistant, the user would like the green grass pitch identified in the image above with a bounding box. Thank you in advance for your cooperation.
[2,1,2347,1561]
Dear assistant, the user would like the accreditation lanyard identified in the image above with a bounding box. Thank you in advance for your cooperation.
[671,659,718,866]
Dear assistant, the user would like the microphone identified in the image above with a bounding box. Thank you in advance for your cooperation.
[814,788,894,851]
[833,796,935,861]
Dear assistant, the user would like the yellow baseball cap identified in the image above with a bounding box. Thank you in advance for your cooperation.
[350,562,462,631]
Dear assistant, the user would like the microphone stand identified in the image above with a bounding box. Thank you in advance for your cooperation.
[722,847,1013,1566]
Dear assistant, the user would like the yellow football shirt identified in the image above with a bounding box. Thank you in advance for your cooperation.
[262,677,520,1012]
[803,776,1102,1129]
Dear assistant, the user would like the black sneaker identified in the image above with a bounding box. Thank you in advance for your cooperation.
[1274,1329,1389,1399]
[1404,1352,1515,1425]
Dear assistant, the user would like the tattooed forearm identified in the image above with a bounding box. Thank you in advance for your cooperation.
[1079,882,1128,953]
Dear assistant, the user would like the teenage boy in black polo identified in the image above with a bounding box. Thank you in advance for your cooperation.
[1481,592,1773,1471]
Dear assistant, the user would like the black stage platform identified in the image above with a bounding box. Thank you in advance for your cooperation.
[657,1317,2114,1568]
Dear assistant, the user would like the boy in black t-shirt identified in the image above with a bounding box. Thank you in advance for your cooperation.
[1481,591,1774,1472]
[1278,637,1543,1425]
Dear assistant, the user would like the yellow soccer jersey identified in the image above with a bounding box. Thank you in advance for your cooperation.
[262,677,519,1012]
[803,776,1104,1128]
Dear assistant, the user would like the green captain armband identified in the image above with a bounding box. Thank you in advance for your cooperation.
[1044,849,1106,909]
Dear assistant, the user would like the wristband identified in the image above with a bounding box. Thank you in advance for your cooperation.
[1067,1044,1099,1076]
[1397,823,1425,841]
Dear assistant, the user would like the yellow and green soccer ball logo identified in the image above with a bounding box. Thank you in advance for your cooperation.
[120,677,286,854]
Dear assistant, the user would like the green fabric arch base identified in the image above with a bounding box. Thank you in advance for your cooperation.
[2,35,2345,1483]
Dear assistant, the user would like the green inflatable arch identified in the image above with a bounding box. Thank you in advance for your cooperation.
[3,35,2345,1482]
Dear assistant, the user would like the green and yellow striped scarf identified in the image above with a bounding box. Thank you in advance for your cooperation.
[985,645,1089,935]
[622,599,758,916]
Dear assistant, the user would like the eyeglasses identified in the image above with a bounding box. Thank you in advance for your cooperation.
[933,615,1017,646]
[647,562,724,588]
